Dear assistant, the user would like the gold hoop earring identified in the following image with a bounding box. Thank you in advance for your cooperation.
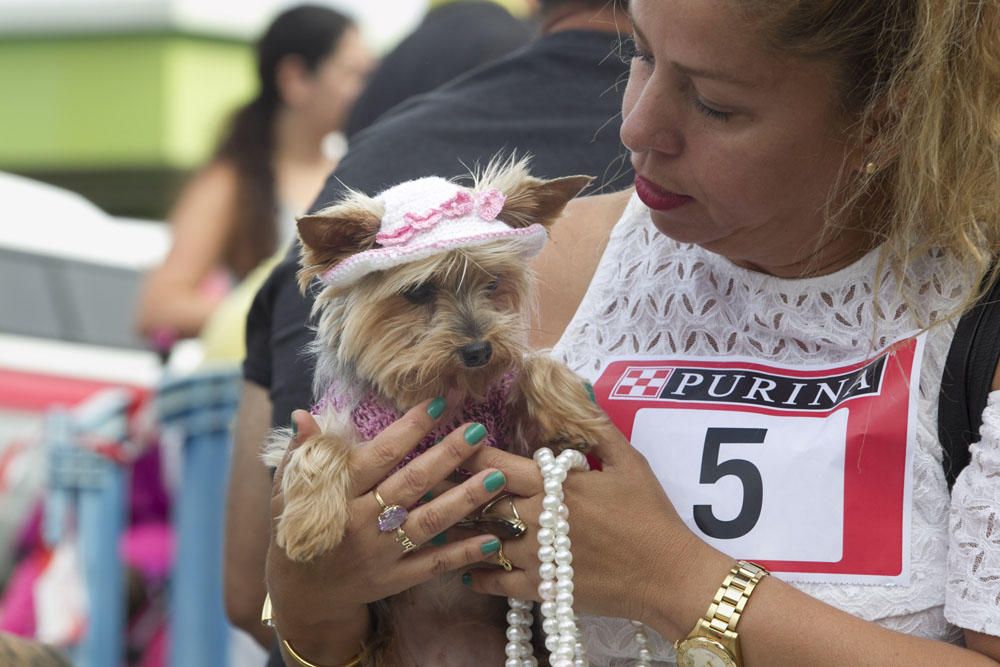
[864,161,878,175]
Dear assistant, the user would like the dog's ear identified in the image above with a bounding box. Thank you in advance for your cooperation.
[296,201,382,293]
[497,174,594,230]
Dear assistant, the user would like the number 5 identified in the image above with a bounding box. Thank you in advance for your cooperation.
[693,427,766,539]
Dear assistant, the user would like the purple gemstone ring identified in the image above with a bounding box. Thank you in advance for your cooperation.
[373,488,409,533]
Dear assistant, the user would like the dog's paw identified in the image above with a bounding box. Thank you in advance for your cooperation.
[275,434,354,562]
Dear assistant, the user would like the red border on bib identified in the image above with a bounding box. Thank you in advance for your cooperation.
[592,338,918,578]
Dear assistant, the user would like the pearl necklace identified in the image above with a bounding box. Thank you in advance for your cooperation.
[504,447,652,667]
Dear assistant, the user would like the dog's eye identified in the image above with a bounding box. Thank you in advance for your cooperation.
[486,278,500,294]
[402,283,436,304]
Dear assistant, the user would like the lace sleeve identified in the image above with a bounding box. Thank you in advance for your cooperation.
[945,390,1000,636]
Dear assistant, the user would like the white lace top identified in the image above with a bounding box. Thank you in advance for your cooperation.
[552,194,998,665]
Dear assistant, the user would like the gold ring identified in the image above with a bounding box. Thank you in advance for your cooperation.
[373,488,388,510]
[395,527,418,554]
[496,542,513,571]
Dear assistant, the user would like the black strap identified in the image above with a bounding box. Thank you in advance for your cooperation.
[938,267,1000,490]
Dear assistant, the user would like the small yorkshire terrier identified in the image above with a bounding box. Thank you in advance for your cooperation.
[264,159,608,665]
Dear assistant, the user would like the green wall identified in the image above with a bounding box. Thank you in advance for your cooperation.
[0,33,254,170]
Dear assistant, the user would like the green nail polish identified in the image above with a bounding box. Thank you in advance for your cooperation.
[427,397,446,419]
[291,418,298,436]
[464,423,487,445]
[430,532,447,546]
[462,572,473,587]
[420,491,434,503]
[483,470,506,493]
[584,381,596,404]
[480,539,501,556]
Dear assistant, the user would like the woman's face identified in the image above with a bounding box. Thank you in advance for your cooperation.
[302,27,374,133]
[621,0,866,275]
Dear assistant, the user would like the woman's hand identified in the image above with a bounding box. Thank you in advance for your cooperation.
[265,400,510,662]
[461,419,730,638]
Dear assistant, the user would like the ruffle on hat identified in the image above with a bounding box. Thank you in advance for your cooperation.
[319,177,547,288]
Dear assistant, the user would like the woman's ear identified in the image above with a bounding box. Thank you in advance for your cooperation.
[296,196,383,292]
[497,174,595,229]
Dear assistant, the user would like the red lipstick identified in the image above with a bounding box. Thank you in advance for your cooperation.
[635,175,693,211]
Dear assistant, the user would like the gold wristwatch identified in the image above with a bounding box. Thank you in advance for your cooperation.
[674,560,769,667]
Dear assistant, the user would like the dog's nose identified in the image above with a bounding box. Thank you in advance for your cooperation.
[459,341,493,368]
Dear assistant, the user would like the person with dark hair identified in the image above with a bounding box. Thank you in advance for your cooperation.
[135,4,372,341]
[344,0,534,137]
[223,0,633,661]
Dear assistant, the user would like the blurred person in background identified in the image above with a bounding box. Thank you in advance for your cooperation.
[344,0,535,137]
[135,5,372,346]
[223,0,631,659]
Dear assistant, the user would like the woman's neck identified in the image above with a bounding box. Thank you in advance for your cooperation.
[272,107,331,167]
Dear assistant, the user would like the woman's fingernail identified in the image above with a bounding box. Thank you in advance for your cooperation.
[427,397,446,419]
[291,417,298,436]
[461,572,473,587]
[480,538,501,556]
[420,491,434,503]
[464,423,487,445]
[430,532,447,546]
[584,381,596,403]
[483,470,506,493]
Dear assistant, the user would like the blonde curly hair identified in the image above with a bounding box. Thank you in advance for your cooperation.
[740,0,1000,318]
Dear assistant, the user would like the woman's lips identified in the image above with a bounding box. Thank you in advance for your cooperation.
[634,175,693,211]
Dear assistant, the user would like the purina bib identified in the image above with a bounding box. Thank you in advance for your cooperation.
[553,194,969,665]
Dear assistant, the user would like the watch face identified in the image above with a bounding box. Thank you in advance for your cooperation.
[676,637,737,667]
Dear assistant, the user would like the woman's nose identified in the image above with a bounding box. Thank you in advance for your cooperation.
[620,76,685,158]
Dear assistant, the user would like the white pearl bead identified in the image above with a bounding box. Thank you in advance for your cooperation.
[538,580,556,600]
[507,610,528,626]
[524,657,539,667]
[541,600,557,618]
[556,591,574,608]
[505,642,524,658]
[550,468,567,483]
[539,562,556,581]
[556,564,574,580]
[543,479,563,496]
[542,495,562,512]
[538,510,557,528]
[509,598,532,611]
[534,448,553,463]
[537,528,555,546]
[542,617,559,635]
[544,634,560,653]
[506,659,521,667]
[537,545,556,563]
[556,603,574,620]
[638,647,652,660]
[509,626,528,642]
[555,518,570,535]
[556,579,574,595]
[553,534,571,551]
[558,618,577,635]
[557,504,569,520]
[555,548,573,565]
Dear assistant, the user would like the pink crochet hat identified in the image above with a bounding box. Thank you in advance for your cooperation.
[319,177,548,288]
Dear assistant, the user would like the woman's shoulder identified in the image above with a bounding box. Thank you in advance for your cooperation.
[531,188,633,348]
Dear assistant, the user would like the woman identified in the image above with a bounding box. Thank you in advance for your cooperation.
[265,0,1000,665]
[136,5,372,341]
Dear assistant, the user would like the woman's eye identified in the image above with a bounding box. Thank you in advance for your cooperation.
[694,97,732,122]
[402,283,436,304]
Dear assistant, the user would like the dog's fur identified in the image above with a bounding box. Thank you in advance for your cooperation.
[264,159,609,665]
